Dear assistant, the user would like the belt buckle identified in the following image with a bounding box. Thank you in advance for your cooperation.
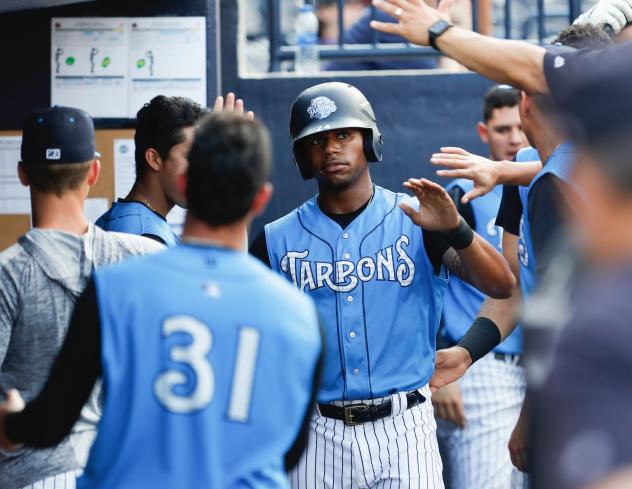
[343,403,370,426]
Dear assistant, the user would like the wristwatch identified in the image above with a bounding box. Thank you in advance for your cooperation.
[428,19,453,51]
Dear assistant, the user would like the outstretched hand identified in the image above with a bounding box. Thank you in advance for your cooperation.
[0,389,25,452]
[213,92,255,120]
[429,347,472,393]
[431,147,501,203]
[401,178,460,231]
[370,0,454,46]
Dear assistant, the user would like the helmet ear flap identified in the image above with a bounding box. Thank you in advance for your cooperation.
[293,143,313,180]
[362,128,383,162]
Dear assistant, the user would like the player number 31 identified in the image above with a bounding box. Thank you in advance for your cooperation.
[153,315,260,421]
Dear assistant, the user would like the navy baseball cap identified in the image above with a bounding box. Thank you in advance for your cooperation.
[21,106,100,165]
[556,42,632,145]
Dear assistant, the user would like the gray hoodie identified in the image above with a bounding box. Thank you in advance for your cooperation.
[0,224,163,489]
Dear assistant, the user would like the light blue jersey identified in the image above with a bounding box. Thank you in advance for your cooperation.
[265,186,448,402]
[96,200,179,246]
[442,179,523,355]
[518,143,575,298]
[82,245,321,489]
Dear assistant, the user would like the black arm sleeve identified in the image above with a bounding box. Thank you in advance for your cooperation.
[527,175,570,280]
[284,320,325,471]
[249,230,271,268]
[495,184,522,236]
[5,279,101,447]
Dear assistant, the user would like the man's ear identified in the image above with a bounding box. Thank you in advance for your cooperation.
[86,159,101,187]
[144,148,162,172]
[17,162,29,186]
[251,182,273,217]
[520,91,531,118]
[477,122,489,145]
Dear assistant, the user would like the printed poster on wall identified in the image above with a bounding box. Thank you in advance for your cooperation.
[51,17,207,118]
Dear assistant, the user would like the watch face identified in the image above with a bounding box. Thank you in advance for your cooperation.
[430,19,450,35]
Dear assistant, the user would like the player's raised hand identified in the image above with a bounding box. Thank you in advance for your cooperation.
[401,178,461,231]
[431,147,500,203]
[370,0,453,46]
[573,0,632,34]
[429,346,472,393]
[432,381,467,428]
[0,389,25,451]
[213,92,255,120]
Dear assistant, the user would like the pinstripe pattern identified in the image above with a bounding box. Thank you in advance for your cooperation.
[19,470,81,489]
[289,385,444,489]
[436,353,528,489]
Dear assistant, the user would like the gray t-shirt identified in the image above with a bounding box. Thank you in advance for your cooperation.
[0,224,163,489]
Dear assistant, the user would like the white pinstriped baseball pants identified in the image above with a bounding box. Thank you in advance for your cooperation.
[19,470,81,489]
[289,384,444,489]
[436,352,528,489]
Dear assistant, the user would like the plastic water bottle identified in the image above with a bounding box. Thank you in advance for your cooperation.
[295,4,320,73]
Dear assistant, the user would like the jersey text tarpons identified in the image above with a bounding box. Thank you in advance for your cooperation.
[280,235,415,292]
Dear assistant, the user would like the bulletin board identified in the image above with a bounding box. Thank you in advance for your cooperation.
[0,129,134,251]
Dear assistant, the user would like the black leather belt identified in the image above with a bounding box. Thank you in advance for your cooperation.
[494,352,522,365]
[318,390,426,426]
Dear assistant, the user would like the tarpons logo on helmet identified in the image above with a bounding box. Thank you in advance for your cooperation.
[307,97,337,120]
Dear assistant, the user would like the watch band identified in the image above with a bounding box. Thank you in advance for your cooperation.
[428,20,454,51]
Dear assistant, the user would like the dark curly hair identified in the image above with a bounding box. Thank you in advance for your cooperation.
[134,95,208,178]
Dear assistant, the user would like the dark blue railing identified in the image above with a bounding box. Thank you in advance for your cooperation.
[267,0,585,72]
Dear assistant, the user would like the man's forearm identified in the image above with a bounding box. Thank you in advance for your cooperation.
[435,28,549,94]
[498,160,542,186]
[450,234,516,299]
[478,287,522,341]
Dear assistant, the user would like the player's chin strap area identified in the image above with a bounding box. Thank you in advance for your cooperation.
[318,390,426,426]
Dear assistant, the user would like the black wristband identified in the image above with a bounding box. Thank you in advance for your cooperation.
[443,216,474,250]
[457,317,501,364]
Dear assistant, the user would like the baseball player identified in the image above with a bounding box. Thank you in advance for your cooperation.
[0,112,322,489]
[428,25,610,475]
[433,85,529,489]
[250,82,515,488]
[95,95,209,244]
[0,106,162,489]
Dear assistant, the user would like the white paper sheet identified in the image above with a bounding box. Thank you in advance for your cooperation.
[113,138,136,198]
[127,17,207,116]
[84,197,109,223]
[51,18,128,118]
[0,136,30,215]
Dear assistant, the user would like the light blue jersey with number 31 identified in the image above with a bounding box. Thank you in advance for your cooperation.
[82,244,321,489]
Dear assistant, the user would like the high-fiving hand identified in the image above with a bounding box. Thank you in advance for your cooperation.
[573,0,632,34]
[213,92,255,120]
[401,178,461,231]
[370,0,454,46]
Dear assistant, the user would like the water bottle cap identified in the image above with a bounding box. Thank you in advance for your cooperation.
[300,4,314,13]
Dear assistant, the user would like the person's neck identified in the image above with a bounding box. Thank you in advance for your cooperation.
[181,214,248,252]
[30,190,89,235]
[317,174,373,215]
[127,177,172,218]
[531,129,564,165]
